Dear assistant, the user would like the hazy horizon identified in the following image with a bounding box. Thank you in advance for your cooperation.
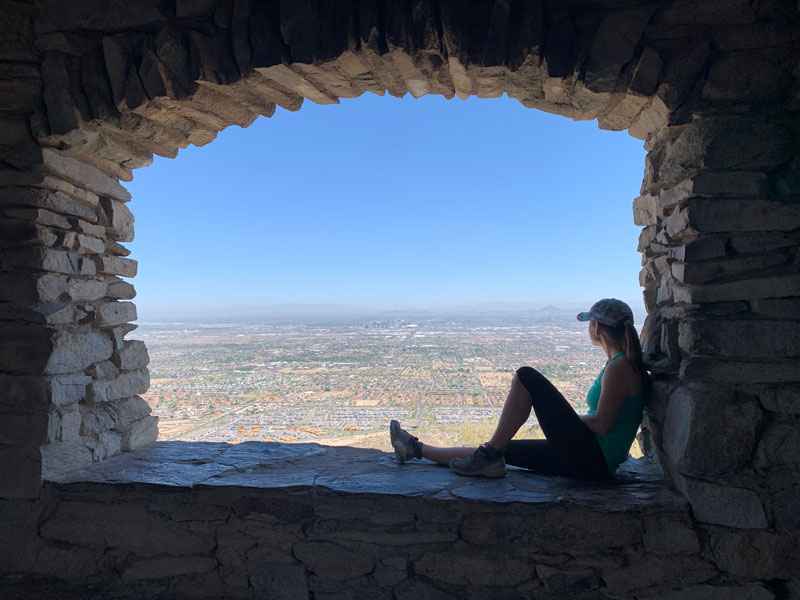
[135,298,647,323]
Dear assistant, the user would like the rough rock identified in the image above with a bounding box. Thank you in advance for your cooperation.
[711,529,800,579]
[92,255,138,277]
[678,320,800,359]
[293,541,374,581]
[93,300,137,326]
[111,340,149,371]
[671,473,768,529]
[759,385,800,414]
[122,555,218,580]
[41,148,131,202]
[755,421,800,469]
[249,564,309,599]
[85,368,149,404]
[40,441,94,480]
[99,196,134,242]
[106,278,136,299]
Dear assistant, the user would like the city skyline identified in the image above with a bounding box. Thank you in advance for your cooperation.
[126,93,647,318]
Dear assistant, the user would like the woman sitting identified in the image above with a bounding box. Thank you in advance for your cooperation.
[390,298,650,479]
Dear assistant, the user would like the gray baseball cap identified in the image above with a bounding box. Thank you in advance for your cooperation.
[576,298,634,328]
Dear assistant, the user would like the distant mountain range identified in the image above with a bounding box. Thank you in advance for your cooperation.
[139,300,646,322]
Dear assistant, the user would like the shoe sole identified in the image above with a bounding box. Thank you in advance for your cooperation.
[389,421,407,464]
[449,460,507,478]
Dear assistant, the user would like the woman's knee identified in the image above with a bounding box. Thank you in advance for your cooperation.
[516,365,543,384]
[515,366,552,395]
[515,366,541,379]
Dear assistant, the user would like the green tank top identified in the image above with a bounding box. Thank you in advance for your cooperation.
[585,352,644,474]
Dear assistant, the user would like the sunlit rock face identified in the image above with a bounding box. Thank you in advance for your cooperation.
[1,0,799,596]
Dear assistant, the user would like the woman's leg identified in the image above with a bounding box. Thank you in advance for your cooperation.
[487,374,533,450]
[390,419,476,466]
[419,376,531,467]
[420,445,474,466]
[511,366,608,479]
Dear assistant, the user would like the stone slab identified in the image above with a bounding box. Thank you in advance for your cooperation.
[51,441,683,511]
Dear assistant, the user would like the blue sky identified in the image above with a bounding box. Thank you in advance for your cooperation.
[126,93,646,317]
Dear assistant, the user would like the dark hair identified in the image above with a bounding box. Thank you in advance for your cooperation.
[601,320,652,399]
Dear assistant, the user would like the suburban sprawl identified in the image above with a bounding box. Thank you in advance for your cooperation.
[138,310,615,449]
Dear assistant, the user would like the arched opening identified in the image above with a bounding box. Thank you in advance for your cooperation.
[124,92,647,453]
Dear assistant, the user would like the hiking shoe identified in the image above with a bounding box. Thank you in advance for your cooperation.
[390,420,422,464]
[449,444,507,478]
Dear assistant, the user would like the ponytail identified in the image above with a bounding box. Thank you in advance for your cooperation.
[622,321,652,400]
[604,320,652,400]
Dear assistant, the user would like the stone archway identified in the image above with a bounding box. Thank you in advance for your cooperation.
[2,0,800,586]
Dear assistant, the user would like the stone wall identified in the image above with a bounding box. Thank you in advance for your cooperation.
[1,0,800,592]
[0,1,157,498]
[5,443,793,600]
[637,114,800,533]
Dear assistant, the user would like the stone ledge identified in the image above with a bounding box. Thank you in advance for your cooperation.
[51,441,679,510]
[4,443,759,600]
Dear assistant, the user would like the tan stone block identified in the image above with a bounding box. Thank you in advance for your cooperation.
[3,207,71,229]
[0,172,99,205]
[92,255,137,277]
[633,194,658,226]
[112,340,149,371]
[106,279,136,299]
[673,273,800,304]
[123,414,158,450]
[1,247,96,276]
[0,186,98,221]
[680,357,800,384]
[663,386,761,479]
[0,301,88,325]
[0,219,58,248]
[628,96,668,140]
[47,327,114,375]
[256,65,338,105]
[85,360,120,379]
[598,93,649,131]
[41,148,131,202]
[75,218,105,238]
[85,368,149,404]
[0,374,91,414]
[662,206,698,240]
[100,196,134,242]
[669,238,726,262]
[103,323,139,350]
[672,253,789,284]
[104,238,131,257]
[39,441,94,481]
[74,233,104,254]
[93,300,137,326]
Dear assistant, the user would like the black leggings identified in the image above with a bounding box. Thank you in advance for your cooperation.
[504,366,610,480]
